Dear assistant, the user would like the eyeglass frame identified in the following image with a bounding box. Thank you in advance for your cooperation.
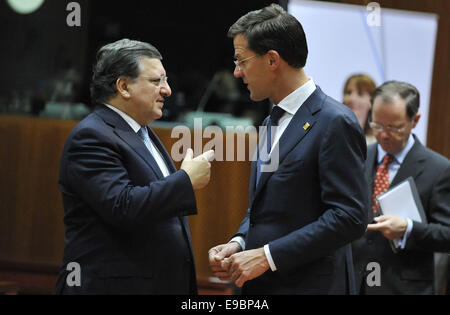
[234,55,256,71]
[368,120,411,134]
[140,75,169,87]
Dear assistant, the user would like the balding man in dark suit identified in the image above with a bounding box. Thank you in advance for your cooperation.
[352,81,450,295]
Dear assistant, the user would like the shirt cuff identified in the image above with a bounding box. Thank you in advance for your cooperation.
[264,244,277,271]
[397,218,413,249]
[229,236,245,251]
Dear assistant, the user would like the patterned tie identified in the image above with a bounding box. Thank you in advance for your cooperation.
[137,126,171,177]
[256,106,285,185]
[372,154,394,214]
[137,126,154,155]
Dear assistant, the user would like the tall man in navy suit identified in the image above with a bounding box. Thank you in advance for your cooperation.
[54,39,213,294]
[208,4,368,294]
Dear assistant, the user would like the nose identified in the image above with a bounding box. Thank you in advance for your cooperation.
[160,82,171,97]
[234,66,243,78]
[378,129,391,140]
[348,93,359,107]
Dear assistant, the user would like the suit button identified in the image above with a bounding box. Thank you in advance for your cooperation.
[367,239,373,245]
[250,223,255,227]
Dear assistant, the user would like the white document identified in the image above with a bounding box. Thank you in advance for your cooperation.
[377,178,423,223]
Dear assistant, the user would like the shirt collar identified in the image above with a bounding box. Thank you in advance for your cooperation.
[276,77,316,115]
[377,133,415,165]
[105,104,142,133]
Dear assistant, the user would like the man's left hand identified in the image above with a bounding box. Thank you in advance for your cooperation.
[367,215,407,240]
[221,248,270,288]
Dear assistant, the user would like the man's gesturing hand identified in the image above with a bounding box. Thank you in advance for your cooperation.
[181,148,214,190]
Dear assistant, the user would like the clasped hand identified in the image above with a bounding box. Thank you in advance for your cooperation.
[208,243,270,288]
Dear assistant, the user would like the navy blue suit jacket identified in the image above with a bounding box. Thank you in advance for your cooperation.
[352,137,450,294]
[54,105,198,294]
[236,87,369,294]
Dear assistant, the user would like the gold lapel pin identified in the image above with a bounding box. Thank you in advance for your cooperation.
[303,122,310,130]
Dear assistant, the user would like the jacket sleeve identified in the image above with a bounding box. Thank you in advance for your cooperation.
[406,164,450,252]
[61,126,197,231]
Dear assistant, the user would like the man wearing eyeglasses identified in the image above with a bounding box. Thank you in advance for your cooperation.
[208,4,368,294]
[54,39,214,294]
[352,80,450,294]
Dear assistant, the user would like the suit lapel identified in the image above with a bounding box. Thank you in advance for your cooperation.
[370,136,426,220]
[147,126,177,174]
[249,161,257,204]
[95,106,194,255]
[366,144,378,221]
[146,125,193,241]
[148,125,192,247]
[250,87,324,208]
[391,136,426,186]
[366,144,378,192]
[94,106,164,179]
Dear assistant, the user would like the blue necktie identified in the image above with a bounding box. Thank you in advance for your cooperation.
[256,106,285,185]
[137,126,154,155]
[137,126,171,177]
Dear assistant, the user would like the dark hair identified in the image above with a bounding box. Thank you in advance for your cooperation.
[90,39,162,105]
[371,81,420,120]
[227,3,308,68]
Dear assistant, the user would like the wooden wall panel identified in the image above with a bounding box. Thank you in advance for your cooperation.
[0,115,252,289]
[0,116,73,266]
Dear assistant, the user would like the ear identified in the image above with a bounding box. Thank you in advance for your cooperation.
[266,50,280,70]
[116,77,131,99]
[411,113,421,128]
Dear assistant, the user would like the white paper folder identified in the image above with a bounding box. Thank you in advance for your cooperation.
[377,177,427,223]
[376,177,427,253]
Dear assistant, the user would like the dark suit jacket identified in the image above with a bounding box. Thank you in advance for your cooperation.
[352,136,450,294]
[54,105,198,294]
[236,87,369,294]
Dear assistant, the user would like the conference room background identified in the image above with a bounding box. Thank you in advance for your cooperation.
[0,0,448,295]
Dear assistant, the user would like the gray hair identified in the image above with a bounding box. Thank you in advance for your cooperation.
[90,39,162,104]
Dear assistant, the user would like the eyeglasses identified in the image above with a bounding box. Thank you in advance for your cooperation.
[141,75,169,87]
[369,121,407,134]
[234,55,256,71]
